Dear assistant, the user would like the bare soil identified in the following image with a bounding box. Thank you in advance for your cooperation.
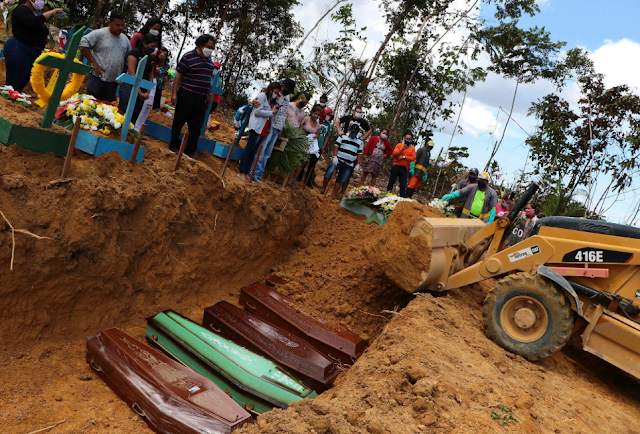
[0,76,639,434]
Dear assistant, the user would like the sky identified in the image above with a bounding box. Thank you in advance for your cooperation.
[290,0,640,224]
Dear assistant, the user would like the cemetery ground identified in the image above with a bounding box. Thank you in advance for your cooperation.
[1,63,640,434]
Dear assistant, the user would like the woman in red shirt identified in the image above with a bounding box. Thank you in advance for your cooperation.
[360,128,392,186]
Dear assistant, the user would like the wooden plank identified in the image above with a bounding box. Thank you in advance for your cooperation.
[0,116,13,144]
[75,130,99,155]
[7,125,69,156]
[94,137,145,164]
[214,142,243,161]
[145,120,217,154]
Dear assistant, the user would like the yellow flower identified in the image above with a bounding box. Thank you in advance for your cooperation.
[103,128,111,135]
[97,110,104,116]
[129,122,134,129]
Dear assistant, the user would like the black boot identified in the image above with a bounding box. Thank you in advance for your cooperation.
[405,188,415,198]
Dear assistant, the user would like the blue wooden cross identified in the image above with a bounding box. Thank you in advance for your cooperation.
[200,70,225,136]
[115,55,155,142]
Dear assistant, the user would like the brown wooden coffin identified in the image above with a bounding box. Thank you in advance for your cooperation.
[86,328,253,434]
[239,283,367,365]
[203,301,339,391]
[265,274,289,287]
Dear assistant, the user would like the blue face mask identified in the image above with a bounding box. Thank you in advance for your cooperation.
[144,46,155,55]
[350,133,358,139]
[404,138,412,145]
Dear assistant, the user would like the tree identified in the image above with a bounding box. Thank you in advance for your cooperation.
[526,68,640,217]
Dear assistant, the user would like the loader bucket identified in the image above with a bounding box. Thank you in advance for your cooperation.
[410,218,486,291]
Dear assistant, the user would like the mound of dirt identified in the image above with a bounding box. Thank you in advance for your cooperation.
[239,281,640,434]
[364,201,443,293]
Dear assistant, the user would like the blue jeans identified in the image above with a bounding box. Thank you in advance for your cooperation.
[86,74,119,102]
[4,37,42,92]
[325,161,353,186]
[239,130,268,175]
[117,82,144,124]
[253,126,281,180]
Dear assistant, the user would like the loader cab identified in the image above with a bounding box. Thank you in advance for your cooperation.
[530,216,640,240]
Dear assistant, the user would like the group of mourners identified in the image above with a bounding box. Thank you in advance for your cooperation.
[234,82,437,202]
[3,7,221,160]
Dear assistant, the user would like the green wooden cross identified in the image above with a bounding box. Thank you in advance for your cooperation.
[39,26,94,129]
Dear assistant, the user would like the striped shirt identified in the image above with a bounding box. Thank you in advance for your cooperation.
[176,49,214,96]
[336,135,363,166]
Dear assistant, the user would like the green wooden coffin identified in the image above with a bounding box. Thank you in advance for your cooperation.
[147,311,316,414]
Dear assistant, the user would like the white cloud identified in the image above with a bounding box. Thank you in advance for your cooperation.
[591,38,640,92]
[459,97,502,139]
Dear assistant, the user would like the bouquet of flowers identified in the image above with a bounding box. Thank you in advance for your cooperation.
[373,192,413,219]
[57,94,132,135]
[207,120,221,132]
[428,198,455,214]
[0,0,15,12]
[0,86,31,106]
[345,186,384,206]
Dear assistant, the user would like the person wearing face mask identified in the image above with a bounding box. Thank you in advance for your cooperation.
[506,203,538,247]
[496,191,512,218]
[80,10,130,102]
[118,33,158,125]
[238,81,282,182]
[209,62,223,113]
[251,78,296,183]
[169,34,216,159]
[286,92,311,128]
[153,48,170,111]
[295,104,325,186]
[360,128,392,187]
[456,167,479,191]
[405,132,434,198]
[442,171,498,224]
[320,123,363,199]
[130,18,166,133]
[387,132,416,198]
[4,0,64,92]
[336,107,371,141]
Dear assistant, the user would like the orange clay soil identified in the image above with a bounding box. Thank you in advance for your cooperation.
[1,101,640,433]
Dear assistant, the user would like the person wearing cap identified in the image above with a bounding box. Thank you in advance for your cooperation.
[336,106,371,140]
[456,167,479,191]
[405,133,434,198]
[387,132,416,198]
[442,171,498,224]
[320,123,363,199]
[252,78,296,183]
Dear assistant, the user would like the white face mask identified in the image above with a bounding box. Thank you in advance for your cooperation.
[325,115,331,122]
[149,29,160,36]
[202,47,213,58]
[213,68,219,74]
[354,112,362,120]
[319,102,326,107]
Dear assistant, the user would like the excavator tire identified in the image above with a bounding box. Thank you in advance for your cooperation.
[483,272,574,361]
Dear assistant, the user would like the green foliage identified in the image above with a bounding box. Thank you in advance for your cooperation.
[488,406,519,425]
[265,120,309,175]
[526,70,640,217]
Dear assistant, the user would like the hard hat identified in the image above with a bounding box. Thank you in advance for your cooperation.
[478,171,489,181]
[427,140,434,149]
[469,168,479,175]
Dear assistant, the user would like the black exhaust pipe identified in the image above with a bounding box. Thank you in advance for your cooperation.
[507,183,539,222]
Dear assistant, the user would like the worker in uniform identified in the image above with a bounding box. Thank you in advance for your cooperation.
[442,171,498,224]
[405,132,434,198]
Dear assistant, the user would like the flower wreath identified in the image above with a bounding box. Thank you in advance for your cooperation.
[30,52,86,105]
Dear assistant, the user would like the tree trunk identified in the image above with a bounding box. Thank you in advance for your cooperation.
[278,0,348,77]
[91,0,114,29]
[484,81,519,171]
[389,0,479,131]
[434,87,467,197]
[176,5,191,63]
[158,0,170,17]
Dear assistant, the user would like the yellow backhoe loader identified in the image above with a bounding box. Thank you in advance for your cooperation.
[391,184,640,378]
